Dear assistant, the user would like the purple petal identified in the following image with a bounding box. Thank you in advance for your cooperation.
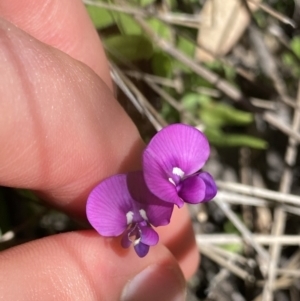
[141,152,185,208]
[139,224,159,246]
[121,228,132,248]
[86,174,134,237]
[143,124,210,205]
[126,171,174,226]
[145,199,174,226]
[198,172,217,201]
[178,175,206,204]
[134,242,150,258]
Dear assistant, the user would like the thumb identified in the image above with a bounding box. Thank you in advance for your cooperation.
[0,16,143,214]
[0,231,186,301]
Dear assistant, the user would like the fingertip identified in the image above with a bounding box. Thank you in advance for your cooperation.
[0,0,112,89]
[0,17,143,215]
[157,205,200,279]
[0,231,186,301]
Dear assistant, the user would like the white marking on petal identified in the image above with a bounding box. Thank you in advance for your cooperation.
[172,167,185,178]
[126,211,134,225]
[134,238,141,246]
[139,209,148,221]
[168,177,176,185]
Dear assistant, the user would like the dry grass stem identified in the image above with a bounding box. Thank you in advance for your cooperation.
[209,244,256,267]
[247,0,296,27]
[263,82,300,301]
[111,64,167,130]
[217,191,300,217]
[134,16,300,144]
[83,0,201,28]
[214,198,269,275]
[216,181,300,206]
[196,234,300,246]
[125,71,183,91]
[200,244,255,282]
[83,1,300,298]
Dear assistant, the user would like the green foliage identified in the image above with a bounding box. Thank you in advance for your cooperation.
[182,93,205,110]
[182,93,253,127]
[282,37,300,77]
[131,0,156,6]
[205,61,236,84]
[160,102,179,123]
[205,128,267,149]
[147,18,173,41]
[221,243,243,253]
[182,93,267,149]
[86,5,115,29]
[104,35,153,61]
[172,37,196,73]
[114,13,142,35]
[199,102,253,127]
[86,1,143,34]
[291,37,300,58]
[17,189,40,202]
[151,52,172,77]
[221,219,243,253]
[177,37,195,57]
[85,2,266,150]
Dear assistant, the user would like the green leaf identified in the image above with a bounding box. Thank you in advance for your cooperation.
[200,103,254,127]
[147,18,172,41]
[160,102,179,122]
[282,52,294,66]
[165,0,177,8]
[224,65,236,82]
[204,60,223,71]
[177,37,195,57]
[221,243,243,253]
[221,218,243,253]
[182,93,210,111]
[291,37,300,58]
[104,35,153,61]
[224,219,240,235]
[16,189,40,202]
[86,5,114,29]
[132,0,156,6]
[151,52,172,77]
[171,38,195,72]
[205,128,267,149]
[114,13,142,35]
[182,93,254,127]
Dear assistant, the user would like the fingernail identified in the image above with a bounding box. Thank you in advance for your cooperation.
[121,264,186,301]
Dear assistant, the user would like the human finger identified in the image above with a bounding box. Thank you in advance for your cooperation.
[157,206,200,279]
[0,17,199,278]
[0,17,142,216]
[0,231,186,301]
[0,0,112,89]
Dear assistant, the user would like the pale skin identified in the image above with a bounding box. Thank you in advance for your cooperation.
[0,0,199,300]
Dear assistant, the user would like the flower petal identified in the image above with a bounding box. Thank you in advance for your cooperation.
[134,242,150,258]
[178,175,206,204]
[142,152,185,208]
[121,228,132,249]
[86,174,134,237]
[144,124,210,175]
[126,171,174,226]
[198,172,217,201]
[143,124,210,205]
[140,224,159,246]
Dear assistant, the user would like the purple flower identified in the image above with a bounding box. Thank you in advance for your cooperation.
[86,171,173,257]
[143,124,217,208]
